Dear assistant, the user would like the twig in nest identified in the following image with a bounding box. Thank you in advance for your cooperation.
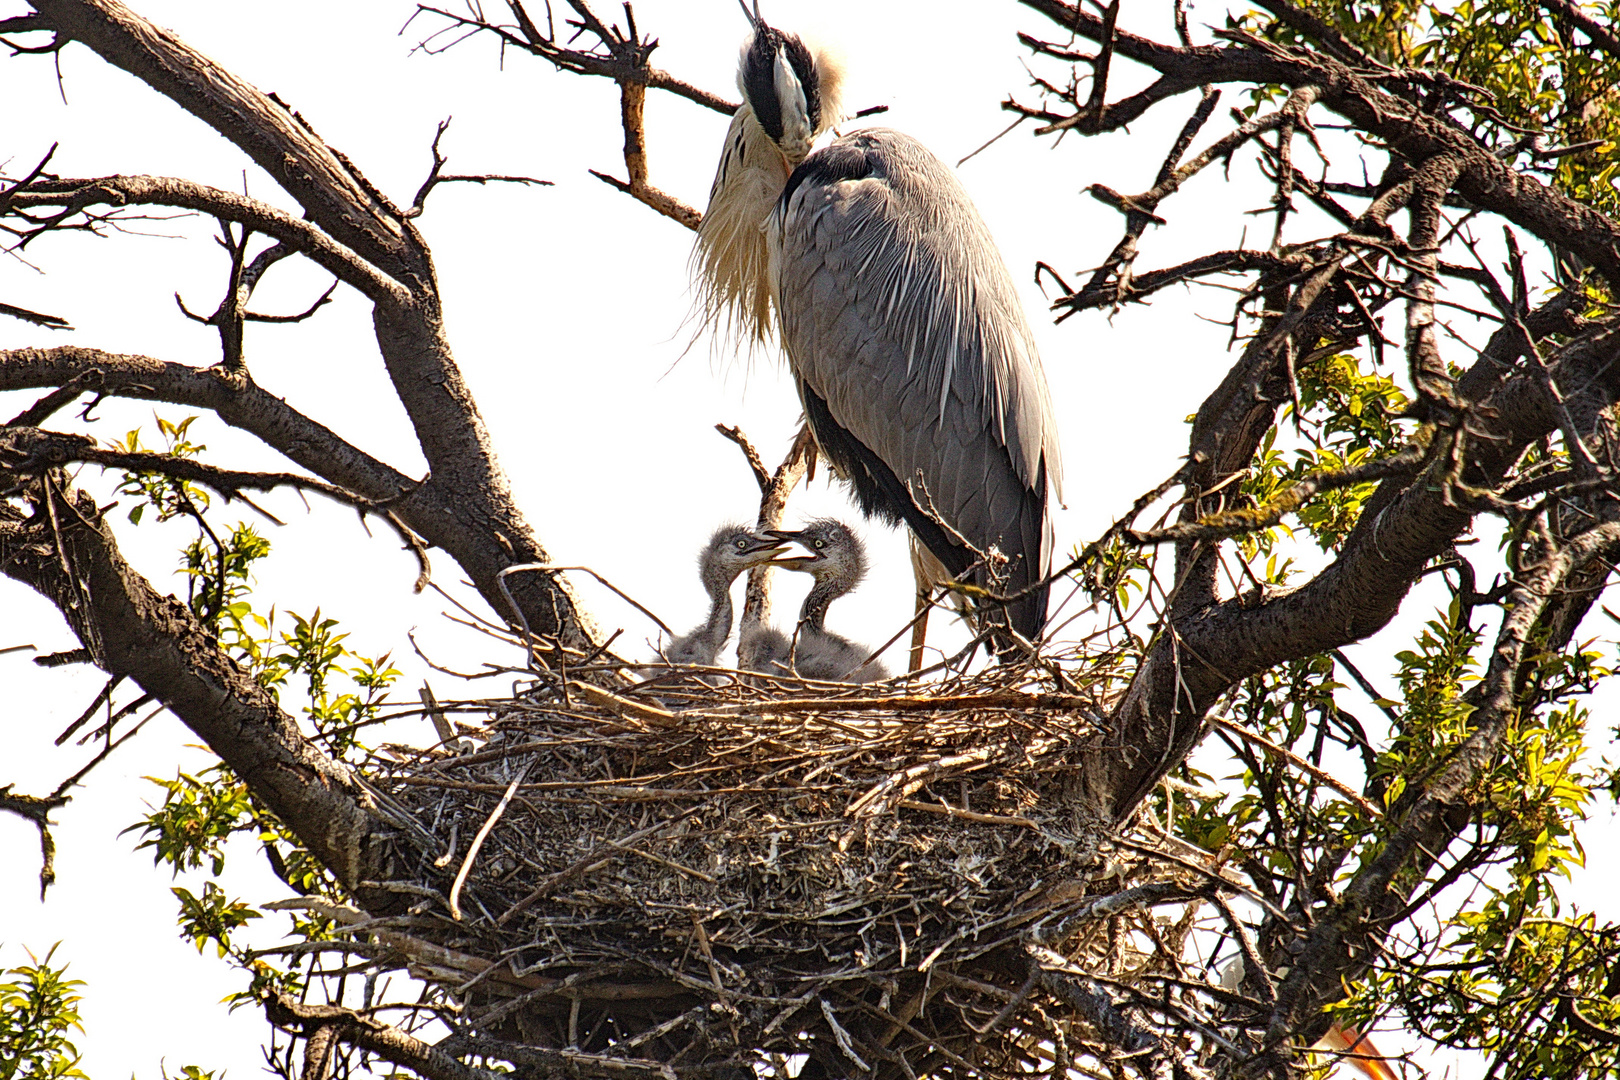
[448,759,533,920]
[497,562,672,643]
[895,798,1038,830]
[495,803,707,926]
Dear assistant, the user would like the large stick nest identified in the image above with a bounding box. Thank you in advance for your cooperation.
[365,665,1206,1079]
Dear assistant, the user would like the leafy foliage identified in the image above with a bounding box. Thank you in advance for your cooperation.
[0,946,85,1080]
[131,769,255,876]
[1239,352,1412,557]
[1259,0,1620,222]
[173,882,262,959]
[110,416,402,1036]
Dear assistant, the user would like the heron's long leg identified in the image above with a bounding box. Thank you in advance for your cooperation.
[909,556,930,673]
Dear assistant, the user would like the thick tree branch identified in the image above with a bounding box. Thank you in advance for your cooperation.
[26,0,424,287]
[1264,516,1620,1054]
[1018,0,1620,289]
[1402,154,1466,416]
[0,483,408,909]
[264,994,505,1080]
[0,346,598,649]
[6,175,402,304]
[1195,327,1620,688]
[1090,319,1620,825]
[1539,0,1620,61]
[11,0,603,653]
[0,347,415,498]
[0,426,432,589]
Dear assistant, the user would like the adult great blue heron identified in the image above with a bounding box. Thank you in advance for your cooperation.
[694,10,1064,658]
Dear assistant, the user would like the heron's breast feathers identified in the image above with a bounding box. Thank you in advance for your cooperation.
[693,108,792,346]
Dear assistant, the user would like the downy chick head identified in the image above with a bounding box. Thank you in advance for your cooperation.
[698,523,788,594]
[767,518,868,591]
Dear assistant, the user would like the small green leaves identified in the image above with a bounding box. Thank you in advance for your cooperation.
[105,415,402,1030]
[116,415,210,526]
[129,768,254,876]
[171,883,260,959]
[0,945,87,1080]
[1238,352,1412,558]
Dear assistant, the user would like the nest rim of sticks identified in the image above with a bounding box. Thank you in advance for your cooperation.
[351,654,1224,1080]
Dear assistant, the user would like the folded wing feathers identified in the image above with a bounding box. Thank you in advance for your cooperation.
[774,129,1061,506]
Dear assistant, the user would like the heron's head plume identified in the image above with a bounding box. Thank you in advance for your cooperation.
[691,11,843,351]
[734,17,843,165]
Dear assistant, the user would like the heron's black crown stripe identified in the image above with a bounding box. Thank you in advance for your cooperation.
[742,25,820,144]
[781,142,879,208]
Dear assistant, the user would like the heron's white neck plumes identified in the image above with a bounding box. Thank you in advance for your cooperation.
[691,28,844,348]
[692,107,791,345]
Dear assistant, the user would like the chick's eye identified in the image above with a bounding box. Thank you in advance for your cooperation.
[814,539,826,549]
[735,538,748,550]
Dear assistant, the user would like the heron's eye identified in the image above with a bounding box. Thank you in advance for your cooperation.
[814,539,826,549]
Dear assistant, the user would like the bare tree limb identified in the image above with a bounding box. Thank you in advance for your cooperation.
[263,993,507,1080]
[0,483,408,908]
[1018,0,1620,289]
[7,174,404,303]
[17,0,603,653]
[0,300,71,329]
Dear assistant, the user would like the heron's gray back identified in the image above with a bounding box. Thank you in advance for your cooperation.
[771,129,1063,611]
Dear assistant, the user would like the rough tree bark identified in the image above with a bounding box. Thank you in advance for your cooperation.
[1,0,611,930]
[9,0,1620,1076]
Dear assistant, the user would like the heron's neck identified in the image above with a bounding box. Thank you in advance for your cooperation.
[699,581,735,652]
[693,107,791,345]
[798,574,845,632]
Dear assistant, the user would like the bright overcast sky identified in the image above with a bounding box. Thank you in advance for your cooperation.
[2,2,1616,1076]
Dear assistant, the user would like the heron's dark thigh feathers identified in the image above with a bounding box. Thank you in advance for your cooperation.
[800,380,971,577]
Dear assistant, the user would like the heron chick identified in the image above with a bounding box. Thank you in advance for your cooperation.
[659,525,787,668]
[695,10,1063,663]
[767,519,889,683]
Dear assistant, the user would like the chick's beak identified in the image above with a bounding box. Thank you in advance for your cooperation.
[764,529,818,567]
[740,533,789,558]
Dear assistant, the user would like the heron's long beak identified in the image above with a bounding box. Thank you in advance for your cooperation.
[764,529,820,567]
[740,533,791,561]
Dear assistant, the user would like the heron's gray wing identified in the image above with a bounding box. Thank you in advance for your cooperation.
[772,129,1061,634]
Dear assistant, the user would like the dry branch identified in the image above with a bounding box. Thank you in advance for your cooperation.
[0,481,405,909]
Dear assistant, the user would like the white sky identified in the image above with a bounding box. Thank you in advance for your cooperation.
[1,2,1615,1077]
